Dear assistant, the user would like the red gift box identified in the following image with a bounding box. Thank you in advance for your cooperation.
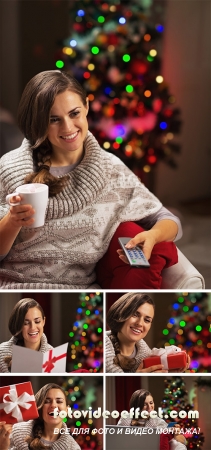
[0,382,39,424]
[143,350,187,370]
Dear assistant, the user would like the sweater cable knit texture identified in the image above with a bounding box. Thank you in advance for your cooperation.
[0,131,162,289]
[9,421,81,449]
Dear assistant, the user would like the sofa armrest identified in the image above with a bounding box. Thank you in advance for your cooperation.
[161,248,205,289]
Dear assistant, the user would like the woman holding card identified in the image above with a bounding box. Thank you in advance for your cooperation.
[0,70,181,290]
[106,293,190,373]
[0,298,52,373]
[0,383,81,449]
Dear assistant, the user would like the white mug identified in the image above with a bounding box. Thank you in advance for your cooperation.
[6,183,49,228]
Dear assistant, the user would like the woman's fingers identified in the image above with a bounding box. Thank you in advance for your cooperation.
[125,231,156,260]
[136,363,168,373]
[116,249,129,264]
[9,204,35,227]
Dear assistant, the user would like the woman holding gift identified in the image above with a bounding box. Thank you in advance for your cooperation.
[0,383,81,449]
[0,298,52,373]
[106,293,190,373]
[0,70,182,289]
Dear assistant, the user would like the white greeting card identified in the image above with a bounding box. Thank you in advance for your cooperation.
[11,342,68,373]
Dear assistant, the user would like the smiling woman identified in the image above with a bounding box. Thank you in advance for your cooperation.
[0,298,52,373]
[0,383,81,450]
[106,293,167,374]
[0,70,181,289]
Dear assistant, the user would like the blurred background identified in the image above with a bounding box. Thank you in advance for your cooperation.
[0,375,103,450]
[0,0,210,285]
[106,291,211,373]
[0,291,103,372]
[106,375,211,450]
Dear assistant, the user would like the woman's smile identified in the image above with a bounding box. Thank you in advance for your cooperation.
[118,303,154,344]
[47,90,89,165]
[21,307,45,350]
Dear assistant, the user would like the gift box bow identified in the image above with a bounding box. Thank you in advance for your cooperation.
[0,385,35,422]
[150,345,185,370]
[42,349,67,373]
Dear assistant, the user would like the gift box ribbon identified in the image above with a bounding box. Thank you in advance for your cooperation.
[150,345,183,370]
[0,385,35,422]
[42,349,67,373]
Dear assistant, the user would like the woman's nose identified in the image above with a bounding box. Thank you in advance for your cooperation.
[62,117,73,131]
[51,399,57,407]
[136,316,144,326]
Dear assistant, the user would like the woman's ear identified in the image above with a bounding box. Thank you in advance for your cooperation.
[43,316,46,326]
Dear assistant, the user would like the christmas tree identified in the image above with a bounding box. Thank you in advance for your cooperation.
[58,375,103,450]
[67,292,103,372]
[55,0,181,184]
[161,377,205,449]
[160,292,211,373]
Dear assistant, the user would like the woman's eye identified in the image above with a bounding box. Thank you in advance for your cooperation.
[70,111,79,117]
[50,117,59,123]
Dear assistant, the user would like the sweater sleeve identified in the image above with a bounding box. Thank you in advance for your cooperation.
[0,340,12,373]
[105,333,124,373]
[137,206,183,241]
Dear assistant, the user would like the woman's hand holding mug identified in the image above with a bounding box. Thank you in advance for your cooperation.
[8,195,35,228]
[6,183,49,228]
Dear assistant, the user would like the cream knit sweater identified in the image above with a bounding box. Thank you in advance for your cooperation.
[9,420,81,449]
[0,131,162,289]
[0,333,52,373]
[106,331,152,373]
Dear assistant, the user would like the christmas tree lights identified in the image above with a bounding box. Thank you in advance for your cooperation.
[56,0,181,183]
[161,293,211,373]
[67,292,103,372]
[58,376,103,449]
[161,377,205,449]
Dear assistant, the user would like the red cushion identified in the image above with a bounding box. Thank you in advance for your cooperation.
[160,434,171,450]
[96,222,178,289]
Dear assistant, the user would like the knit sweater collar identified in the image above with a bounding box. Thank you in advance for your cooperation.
[11,421,78,450]
[2,131,111,219]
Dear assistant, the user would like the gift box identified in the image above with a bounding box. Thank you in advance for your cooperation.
[143,345,187,371]
[0,382,39,424]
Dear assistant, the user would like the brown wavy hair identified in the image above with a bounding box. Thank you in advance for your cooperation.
[25,383,66,449]
[107,293,154,371]
[130,389,152,425]
[17,70,87,196]
[4,298,45,370]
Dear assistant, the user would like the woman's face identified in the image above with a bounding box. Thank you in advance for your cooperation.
[47,90,89,164]
[42,388,67,427]
[118,303,154,343]
[142,395,154,412]
[21,307,45,349]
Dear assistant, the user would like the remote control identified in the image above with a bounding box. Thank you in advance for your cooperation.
[118,237,150,268]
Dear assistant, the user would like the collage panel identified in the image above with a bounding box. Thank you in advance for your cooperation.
[105,375,211,449]
[0,374,103,450]
[0,292,103,374]
[105,292,211,374]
